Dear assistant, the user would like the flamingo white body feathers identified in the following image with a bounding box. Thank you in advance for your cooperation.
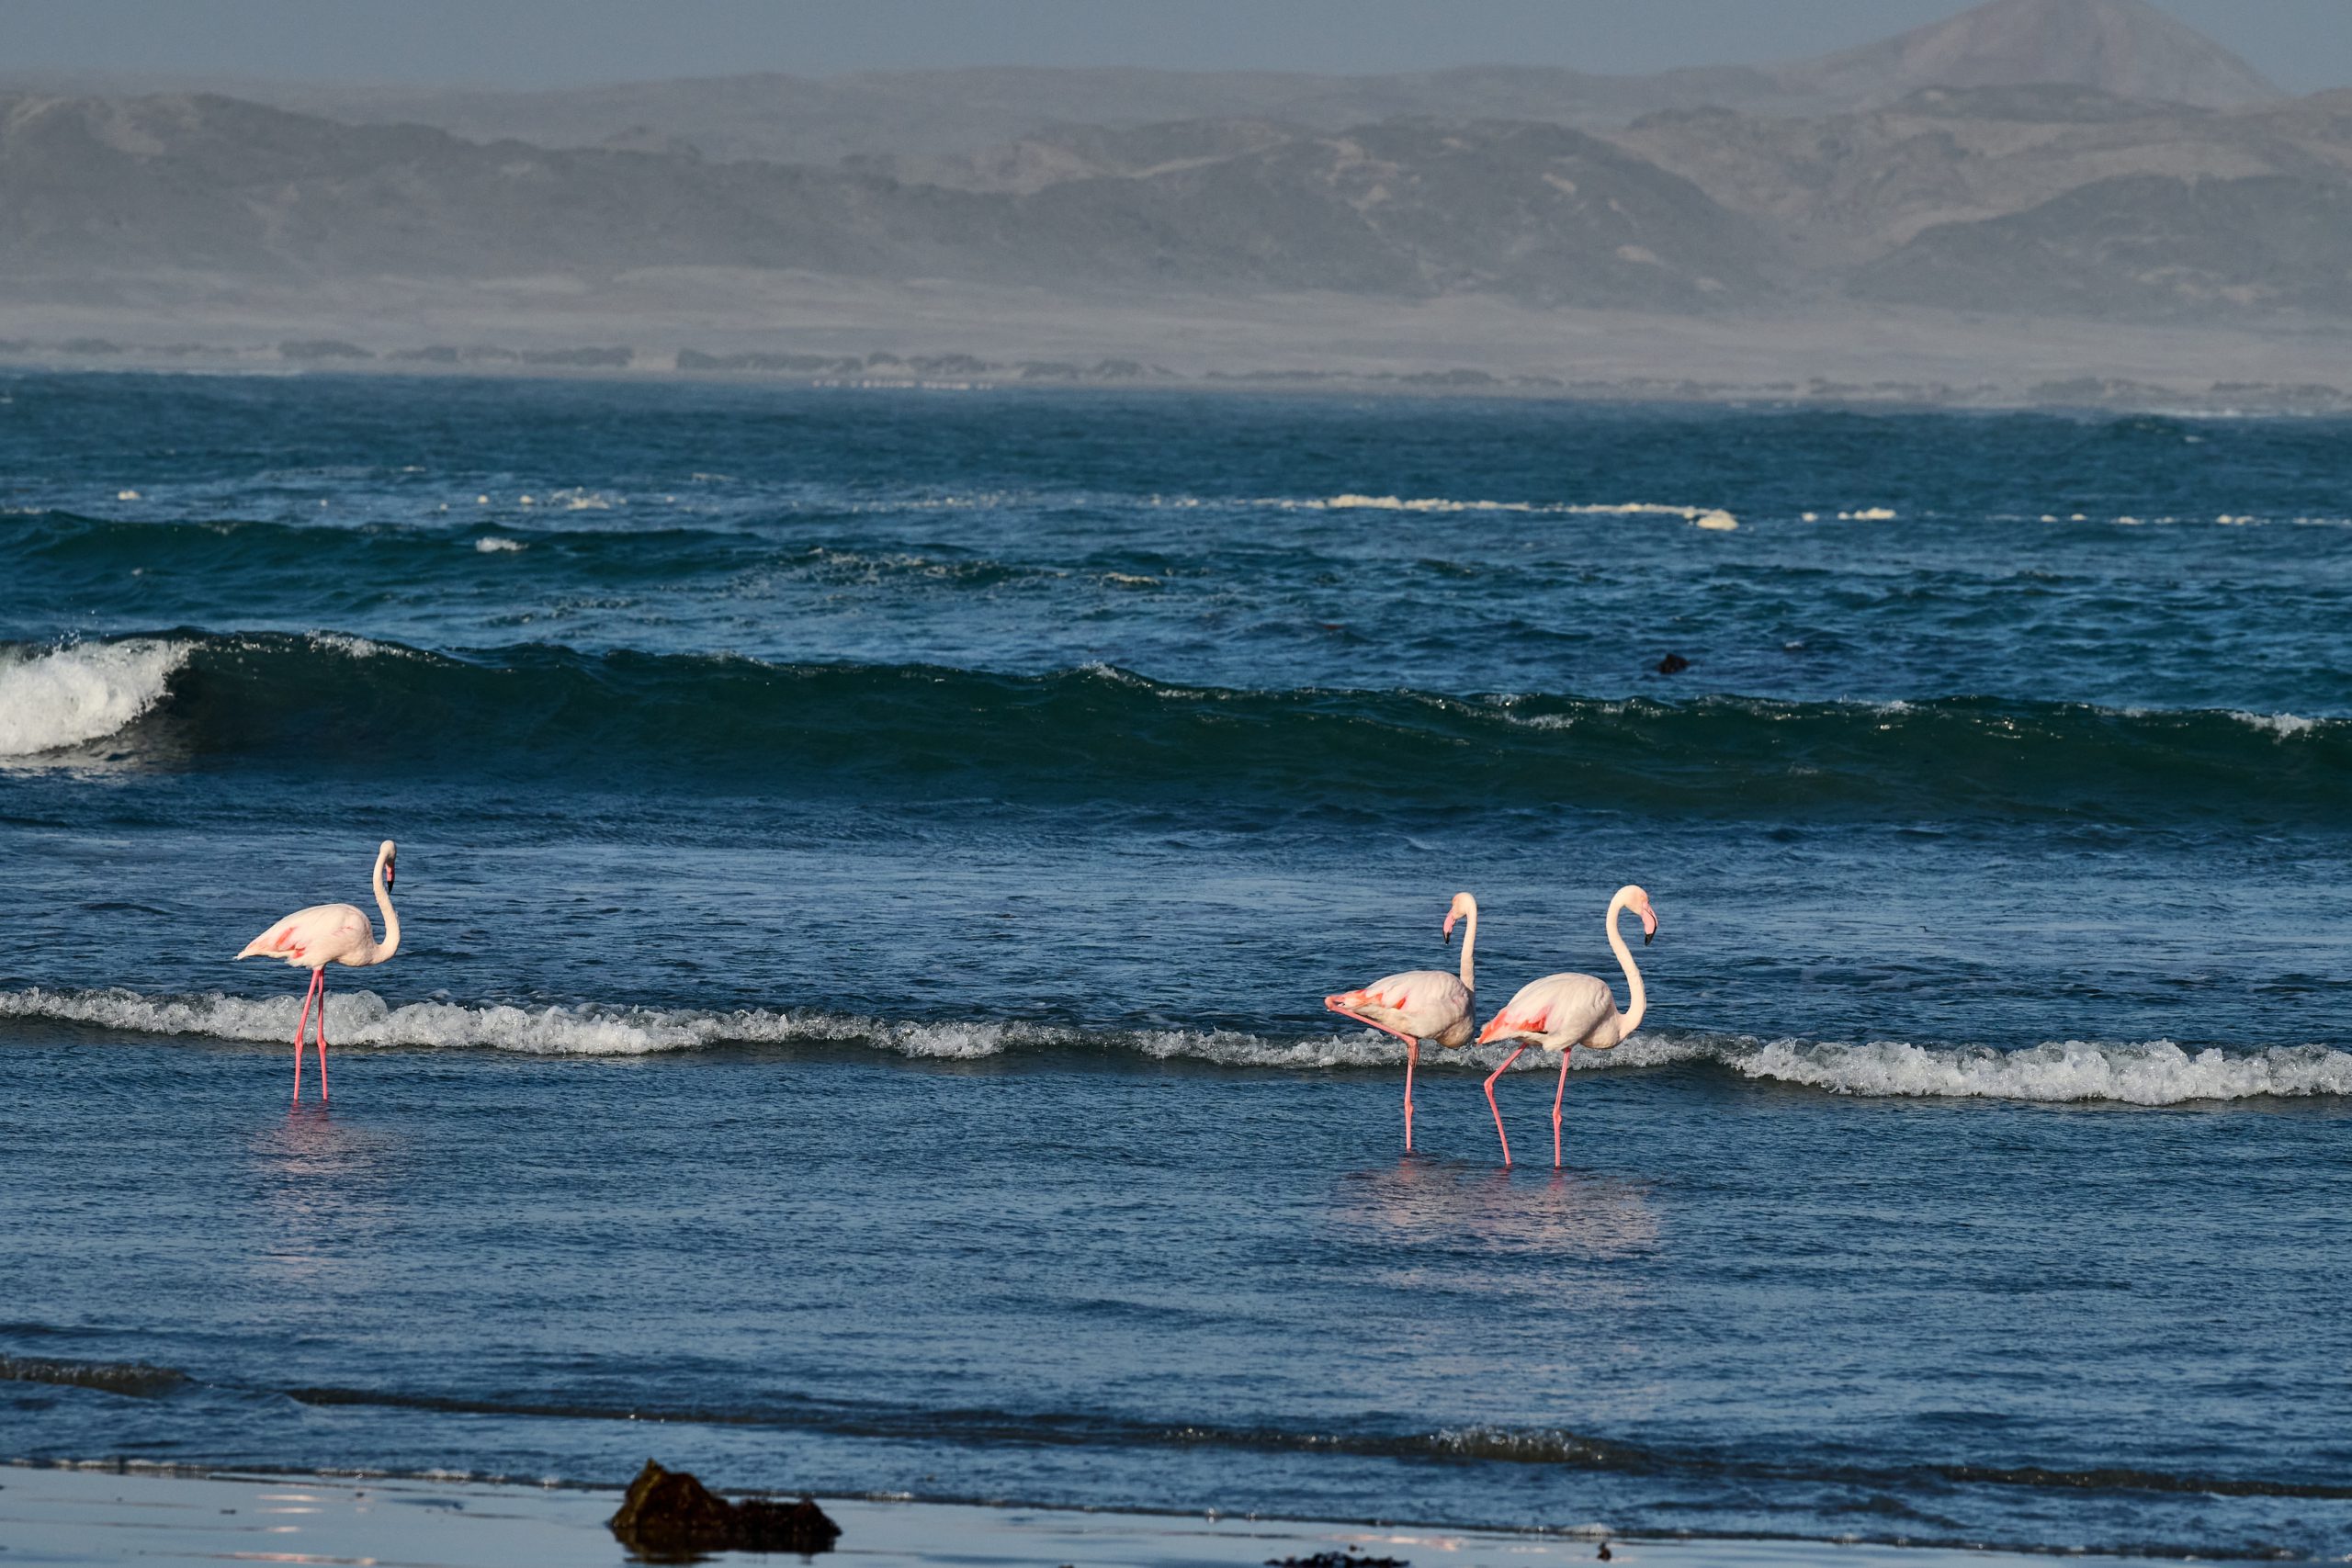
[1476,884,1657,1167]
[236,840,400,1104]
[1327,892,1477,1151]
[237,898,396,970]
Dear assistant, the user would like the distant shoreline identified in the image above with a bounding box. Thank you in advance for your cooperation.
[4,343,2348,417]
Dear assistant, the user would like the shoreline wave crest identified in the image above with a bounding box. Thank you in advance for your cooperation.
[4,988,2346,1104]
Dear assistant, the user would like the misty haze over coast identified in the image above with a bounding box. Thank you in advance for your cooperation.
[4,0,2350,408]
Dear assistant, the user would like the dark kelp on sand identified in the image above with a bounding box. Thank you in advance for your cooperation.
[608,1459,841,1557]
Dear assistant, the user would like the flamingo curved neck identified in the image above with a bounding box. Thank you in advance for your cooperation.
[1457,898,1478,994]
[371,857,401,964]
[1606,893,1645,1040]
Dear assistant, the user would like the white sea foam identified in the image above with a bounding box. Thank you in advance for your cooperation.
[2231,711,2321,738]
[548,488,619,511]
[301,632,410,660]
[1721,1037,2352,1105]
[0,986,1443,1066]
[7,987,2347,1104]
[1317,493,1535,513]
[0,987,1081,1059]
[0,640,187,758]
[1298,496,1738,529]
[473,536,527,553]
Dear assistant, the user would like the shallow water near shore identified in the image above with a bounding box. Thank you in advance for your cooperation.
[4,374,2351,1560]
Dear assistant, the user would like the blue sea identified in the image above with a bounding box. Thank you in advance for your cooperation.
[3,373,2350,1561]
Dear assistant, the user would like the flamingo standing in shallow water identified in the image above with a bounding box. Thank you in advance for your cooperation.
[1476,885,1657,1168]
[1325,892,1479,1151]
[236,840,401,1105]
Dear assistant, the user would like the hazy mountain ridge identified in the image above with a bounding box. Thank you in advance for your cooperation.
[1852,172,2352,315]
[1781,0,2279,109]
[0,0,2340,333]
[6,79,2348,321]
[1613,84,2352,266]
[0,95,1767,308]
[10,0,2277,170]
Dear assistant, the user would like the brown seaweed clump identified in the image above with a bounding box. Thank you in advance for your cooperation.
[608,1459,841,1558]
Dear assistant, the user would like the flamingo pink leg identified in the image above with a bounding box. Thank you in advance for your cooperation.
[1552,1044,1573,1168]
[313,976,330,1104]
[1329,1004,1423,1152]
[1403,1039,1419,1152]
[291,968,321,1106]
[1484,1043,1528,1165]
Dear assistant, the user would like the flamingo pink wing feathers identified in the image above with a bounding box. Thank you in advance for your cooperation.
[236,903,374,967]
[1478,973,1615,1047]
[1330,968,1471,1041]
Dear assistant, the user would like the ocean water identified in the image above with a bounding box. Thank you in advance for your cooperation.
[3,372,2351,1560]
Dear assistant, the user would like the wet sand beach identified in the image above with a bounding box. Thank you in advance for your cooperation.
[0,1463,2197,1568]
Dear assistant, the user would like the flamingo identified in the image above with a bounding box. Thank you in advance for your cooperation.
[1475,885,1657,1168]
[235,840,401,1105]
[1325,892,1478,1151]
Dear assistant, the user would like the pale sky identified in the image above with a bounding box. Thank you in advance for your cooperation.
[1,0,2341,94]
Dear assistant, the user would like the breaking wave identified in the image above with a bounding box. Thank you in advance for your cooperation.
[1297,495,1739,528]
[6,987,2346,1104]
[1716,1036,2352,1105]
[0,639,187,759]
[6,632,2346,824]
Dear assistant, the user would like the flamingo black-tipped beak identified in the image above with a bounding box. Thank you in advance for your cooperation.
[1640,908,1657,946]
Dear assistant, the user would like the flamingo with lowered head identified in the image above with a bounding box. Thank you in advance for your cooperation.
[1325,892,1478,1151]
[1475,885,1657,1168]
[235,840,401,1105]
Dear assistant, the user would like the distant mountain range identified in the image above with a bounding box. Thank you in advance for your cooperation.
[3,0,2283,167]
[0,0,2345,326]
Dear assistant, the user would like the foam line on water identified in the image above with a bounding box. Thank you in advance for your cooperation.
[1724,1035,2352,1105]
[6,988,2348,1103]
[1295,495,1740,528]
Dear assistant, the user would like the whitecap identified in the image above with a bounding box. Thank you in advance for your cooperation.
[2230,711,2320,738]
[12,987,2346,1104]
[1721,1036,2352,1105]
[300,632,407,660]
[1317,494,1536,513]
[474,536,527,553]
[548,488,618,511]
[0,640,187,758]
[1295,496,1738,528]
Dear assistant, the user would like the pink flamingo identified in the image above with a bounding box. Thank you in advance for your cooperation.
[1325,892,1478,1151]
[235,840,401,1105]
[1475,885,1657,1168]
